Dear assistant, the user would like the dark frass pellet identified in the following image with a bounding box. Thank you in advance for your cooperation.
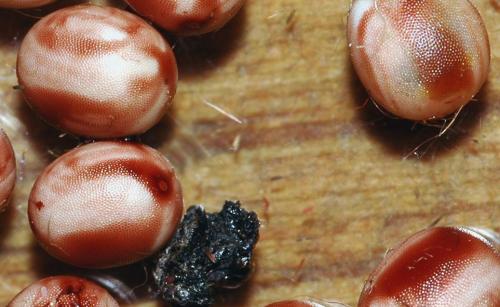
[153,200,260,306]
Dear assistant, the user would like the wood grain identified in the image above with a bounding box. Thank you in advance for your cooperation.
[0,0,498,306]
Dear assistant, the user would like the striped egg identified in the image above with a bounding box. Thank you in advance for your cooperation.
[8,276,119,307]
[347,0,490,120]
[0,0,55,8]
[0,130,16,213]
[358,227,500,306]
[125,0,245,36]
[17,5,178,138]
[28,141,184,269]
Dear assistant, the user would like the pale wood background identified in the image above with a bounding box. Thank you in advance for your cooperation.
[0,0,498,306]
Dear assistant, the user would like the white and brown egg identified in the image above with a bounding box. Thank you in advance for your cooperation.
[28,141,184,269]
[17,4,178,138]
[347,0,490,120]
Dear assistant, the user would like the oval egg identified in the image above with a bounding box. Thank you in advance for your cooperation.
[347,0,490,120]
[17,5,178,138]
[28,141,184,268]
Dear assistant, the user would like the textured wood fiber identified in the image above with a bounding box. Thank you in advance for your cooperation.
[0,0,498,306]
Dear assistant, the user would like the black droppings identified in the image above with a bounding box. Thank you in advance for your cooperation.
[153,200,260,306]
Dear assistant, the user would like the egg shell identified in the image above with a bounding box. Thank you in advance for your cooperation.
[28,141,184,269]
[347,0,490,120]
[17,4,178,138]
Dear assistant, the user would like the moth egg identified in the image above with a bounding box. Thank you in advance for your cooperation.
[358,226,500,306]
[8,276,119,307]
[0,130,16,213]
[125,0,245,36]
[28,141,184,269]
[17,4,178,138]
[0,0,55,8]
[347,0,490,120]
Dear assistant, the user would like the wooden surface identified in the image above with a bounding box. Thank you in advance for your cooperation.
[0,0,499,306]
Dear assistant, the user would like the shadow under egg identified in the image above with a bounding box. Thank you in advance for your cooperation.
[15,97,81,162]
[0,9,37,46]
[140,106,178,150]
[166,5,248,81]
[0,205,15,246]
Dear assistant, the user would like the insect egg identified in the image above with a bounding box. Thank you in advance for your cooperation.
[28,141,184,269]
[347,0,490,120]
[0,0,55,8]
[125,0,246,36]
[0,130,16,213]
[17,4,178,138]
[8,276,119,307]
[358,226,500,307]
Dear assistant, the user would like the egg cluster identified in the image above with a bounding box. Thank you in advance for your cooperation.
[0,0,497,306]
[1,0,247,306]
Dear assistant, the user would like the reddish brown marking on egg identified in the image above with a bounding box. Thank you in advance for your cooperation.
[0,130,16,213]
[28,141,183,268]
[17,5,178,138]
[0,0,55,8]
[56,222,158,269]
[358,227,500,307]
[348,0,490,120]
[125,0,245,36]
[392,1,474,103]
[8,276,119,307]
[35,201,44,210]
